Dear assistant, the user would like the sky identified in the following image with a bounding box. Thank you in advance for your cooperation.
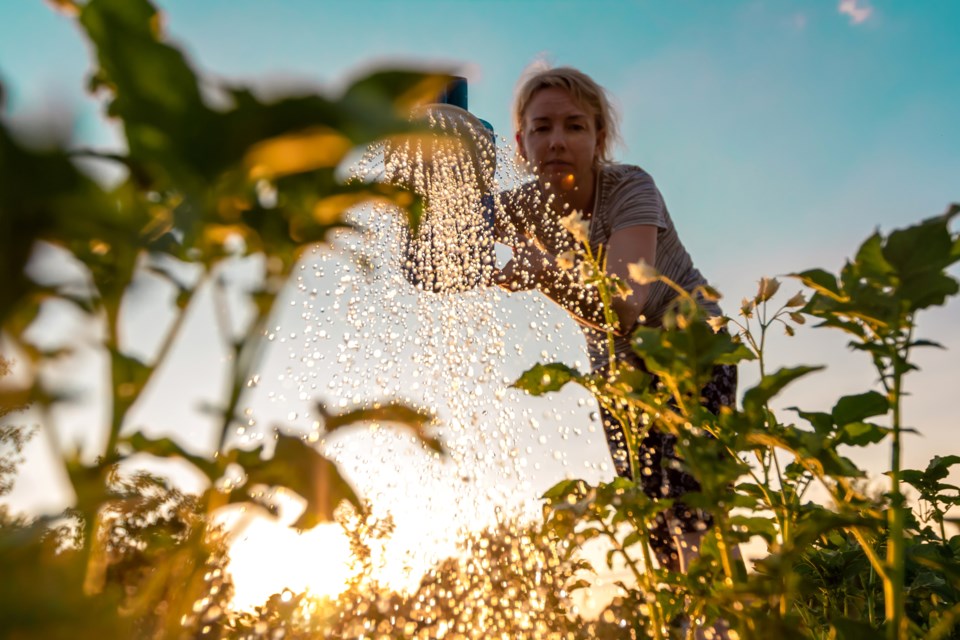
[1,0,959,608]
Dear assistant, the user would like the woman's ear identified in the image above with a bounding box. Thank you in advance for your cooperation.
[515,131,526,159]
[596,127,606,163]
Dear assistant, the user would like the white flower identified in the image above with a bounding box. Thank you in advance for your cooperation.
[785,291,806,308]
[611,276,633,300]
[577,260,597,282]
[556,250,577,270]
[707,315,729,333]
[627,259,659,285]
[559,210,590,246]
[755,277,781,303]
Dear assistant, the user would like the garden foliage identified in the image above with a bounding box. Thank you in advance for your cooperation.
[1,0,444,637]
[0,0,958,639]
[515,205,960,638]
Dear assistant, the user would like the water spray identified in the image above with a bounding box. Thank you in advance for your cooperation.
[385,76,498,293]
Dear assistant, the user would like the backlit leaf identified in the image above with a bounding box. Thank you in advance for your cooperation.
[316,401,441,455]
[512,363,584,396]
[742,365,824,415]
[244,430,359,529]
[244,127,353,179]
[835,422,891,447]
[831,391,889,426]
[792,268,844,302]
[122,432,220,481]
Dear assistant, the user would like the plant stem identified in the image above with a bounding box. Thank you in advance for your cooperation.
[885,332,908,640]
[600,518,665,640]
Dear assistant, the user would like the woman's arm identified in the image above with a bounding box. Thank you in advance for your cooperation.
[605,224,657,332]
[495,224,658,337]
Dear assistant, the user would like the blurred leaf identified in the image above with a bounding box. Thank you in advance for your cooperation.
[831,391,889,426]
[316,401,442,455]
[829,617,881,639]
[910,338,945,349]
[792,268,844,302]
[79,0,213,187]
[788,407,834,435]
[121,432,219,481]
[512,363,584,396]
[728,514,778,543]
[244,430,359,529]
[244,127,353,180]
[342,70,452,116]
[742,365,824,415]
[853,230,894,279]
[542,478,587,502]
[926,455,960,481]
[835,421,891,447]
[0,122,112,329]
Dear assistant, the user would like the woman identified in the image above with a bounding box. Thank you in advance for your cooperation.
[494,66,737,574]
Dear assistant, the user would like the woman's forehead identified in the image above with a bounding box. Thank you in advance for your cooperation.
[525,87,593,120]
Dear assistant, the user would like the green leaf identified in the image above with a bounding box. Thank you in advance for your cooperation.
[727,515,777,543]
[542,478,586,502]
[829,617,880,640]
[883,213,956,278]
[853,230,894,279]
[831,391,889,426]
[908,570,947,592]
[879,212,960,311]
[742,365,824,415]
[910,338,945,349]
[792,269,844,302]
[622,531,644,549]
[244,431,359,529]
[835,421,891,447]
[788,407,834,435]
[122,432,219,481]
[0,122,111,330]
[342,70,453,115]
[511,363,584,396]
[79,0,213,186]
[926,455,960,482]
[109,348,152,408]
[316,401,441,455]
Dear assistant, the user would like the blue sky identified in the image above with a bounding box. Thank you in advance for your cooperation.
[1,0,959,597]
[4,1,958,265]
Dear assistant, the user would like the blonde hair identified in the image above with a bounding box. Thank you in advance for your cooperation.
[513,65,622,165]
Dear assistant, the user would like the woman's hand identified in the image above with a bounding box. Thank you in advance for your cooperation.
[493,237,551,291]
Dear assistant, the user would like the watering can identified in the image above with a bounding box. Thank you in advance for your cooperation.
[386,76,497,293]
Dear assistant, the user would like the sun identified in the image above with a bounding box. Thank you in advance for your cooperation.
[227,516,353,611]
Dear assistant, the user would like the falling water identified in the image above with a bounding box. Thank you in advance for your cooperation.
[230,105,624,633]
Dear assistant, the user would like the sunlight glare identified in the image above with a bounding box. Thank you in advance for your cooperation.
[228,517,352,611]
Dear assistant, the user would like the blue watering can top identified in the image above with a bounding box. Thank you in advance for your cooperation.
[435,75,494,135]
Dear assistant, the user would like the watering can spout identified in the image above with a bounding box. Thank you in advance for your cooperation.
[390,76,497,294]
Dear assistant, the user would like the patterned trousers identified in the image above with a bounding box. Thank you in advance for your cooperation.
[598,363,738,570]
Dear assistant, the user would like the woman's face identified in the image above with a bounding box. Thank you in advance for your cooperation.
[517,87,603,198]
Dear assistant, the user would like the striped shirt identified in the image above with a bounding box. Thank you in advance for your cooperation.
[580,164,722,371]
[499,164,722,372]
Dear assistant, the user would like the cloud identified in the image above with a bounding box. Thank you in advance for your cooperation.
[838,0,873,25]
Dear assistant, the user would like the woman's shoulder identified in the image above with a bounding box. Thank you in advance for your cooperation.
[494,180,541,236]
[600,163,657,190]
[598,164,661,213]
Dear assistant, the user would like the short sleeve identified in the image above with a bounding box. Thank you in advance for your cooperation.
[605,168,667,233]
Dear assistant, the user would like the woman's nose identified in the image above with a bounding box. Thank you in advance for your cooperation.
[548,131,566,150]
